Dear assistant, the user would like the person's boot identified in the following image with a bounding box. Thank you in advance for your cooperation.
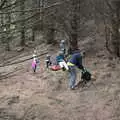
[70,86,75,90]
[62,67,66,71]
[33,65,37,73]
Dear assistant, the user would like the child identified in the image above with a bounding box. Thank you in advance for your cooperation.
[45,54,51,68]
[32,54,37,72]
[56,51,69,71]
[32,50,39,72]
[59,40,66,56]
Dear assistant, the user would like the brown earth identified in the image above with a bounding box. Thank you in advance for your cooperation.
[0,35,120,120]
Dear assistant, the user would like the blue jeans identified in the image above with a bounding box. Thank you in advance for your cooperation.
[68,66,76,88]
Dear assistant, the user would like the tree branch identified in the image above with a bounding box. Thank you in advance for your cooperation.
[0,0,7,10]
[104,0,115,12]
[0,0,70,14]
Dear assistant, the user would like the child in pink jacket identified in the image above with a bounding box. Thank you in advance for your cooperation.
[32,53,38,73]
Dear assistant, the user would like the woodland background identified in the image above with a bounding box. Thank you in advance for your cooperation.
[0,0,120,120]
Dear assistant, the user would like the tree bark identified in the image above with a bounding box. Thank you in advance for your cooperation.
[20,1,25,46]
[32,29,35,41]
[69,0,80,50]
[46,26,55,44]
[111,1,120,57]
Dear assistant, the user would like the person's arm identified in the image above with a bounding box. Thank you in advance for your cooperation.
[77,55,84,70]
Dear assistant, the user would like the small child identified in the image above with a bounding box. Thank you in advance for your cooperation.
[56,51,69,71]
[32,54,37,72]
[32,50,39,72]
[59,40,66,56]
[45,54,51,68]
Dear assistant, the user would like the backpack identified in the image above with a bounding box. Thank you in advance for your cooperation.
[81,69,91,82]
[50,65,61,71]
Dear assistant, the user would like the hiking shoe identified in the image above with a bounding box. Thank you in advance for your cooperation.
[62,67,66,71]
[70,86,75,90]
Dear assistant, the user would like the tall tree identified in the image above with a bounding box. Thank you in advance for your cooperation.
[20,0,25,46]
[104,0,120,57]
[111,0,120,57]
[69,0,80,50]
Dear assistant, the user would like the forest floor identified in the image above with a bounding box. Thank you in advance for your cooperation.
[0,32,120,119]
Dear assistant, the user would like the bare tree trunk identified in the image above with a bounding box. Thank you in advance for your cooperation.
[32,29,35,41]
[111,1,120,57]
[6,13,11,51]
[40,0,44,30]
[69,0,80,50]
[0,9,4,43]
[3,1,11,51]
[46,25,55,44]
[70,14,78,49]
[20,1,25,46]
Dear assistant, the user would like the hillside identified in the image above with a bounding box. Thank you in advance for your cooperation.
[0,31,120,120]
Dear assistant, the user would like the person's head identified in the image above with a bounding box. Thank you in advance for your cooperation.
[73,48,80,53]
[61,40,65,43]
[46,54,50,57]
[33,54,37,58]
[67,48,80,55]
[34,49,37,53]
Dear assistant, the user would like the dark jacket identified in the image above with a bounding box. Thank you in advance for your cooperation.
[68,51,83,69]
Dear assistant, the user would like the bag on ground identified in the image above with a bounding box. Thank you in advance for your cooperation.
[50,65,61,71]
